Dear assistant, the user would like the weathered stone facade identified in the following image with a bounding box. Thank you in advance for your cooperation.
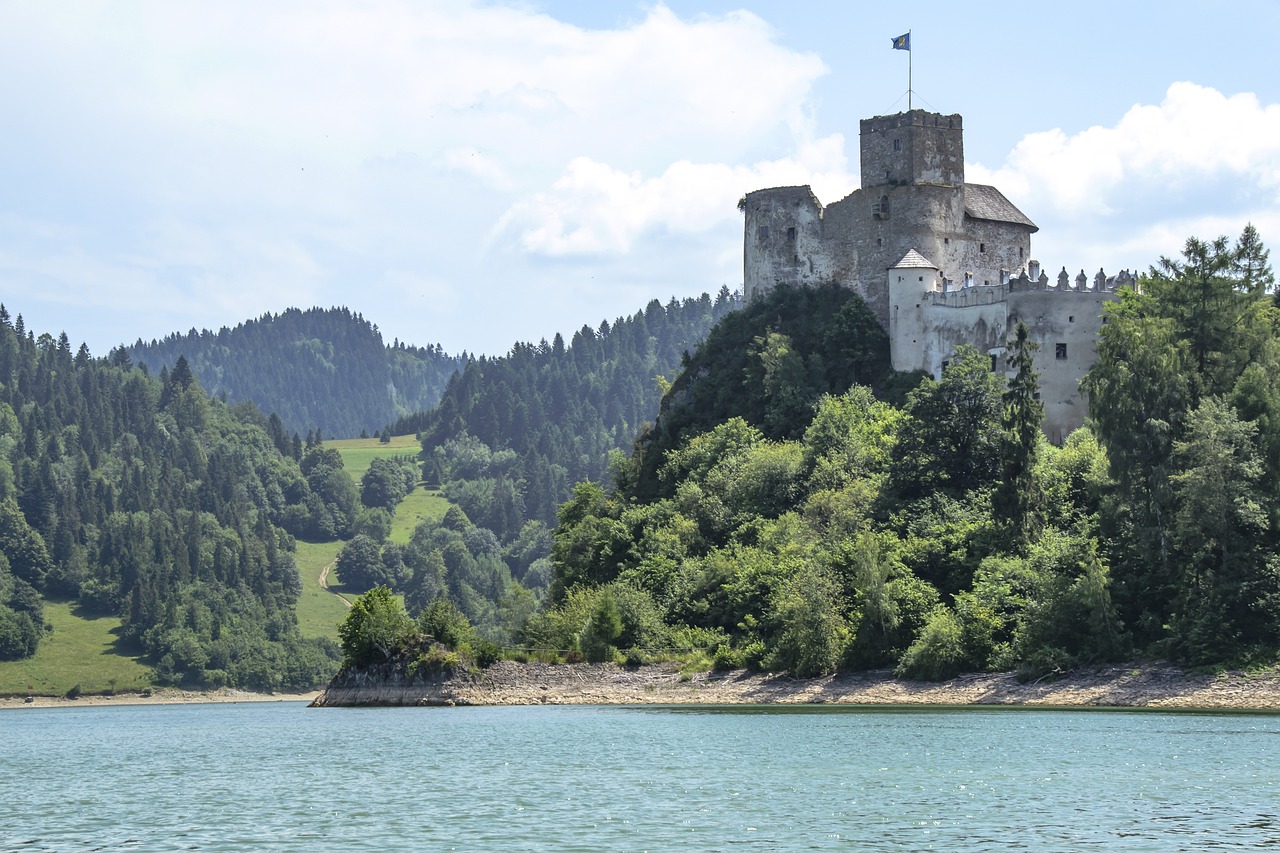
[743,109,1127,441]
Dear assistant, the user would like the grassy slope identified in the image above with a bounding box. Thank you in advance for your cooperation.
[293,539,348,641]
[327,433,422,480]
[291,436,453,636]
[5,434,454,694]
[0,601,152,696]
[389,487,452,544]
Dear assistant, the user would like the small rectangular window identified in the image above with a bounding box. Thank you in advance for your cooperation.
[786,226,796,242]
[1056,343,1068,360]
[1033,392,1042,400]
[979,243,986,253]
[990,355,998,371]
[758,225,770,240]
[893,138,902,152]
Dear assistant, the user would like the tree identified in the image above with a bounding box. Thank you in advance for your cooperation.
[889,346,1004,498]
[335,535,387,591]
[1168,397,1277,661]
[0,497,54,589]
[360,456,414,512]
[993,322,1045,543]
[1081,294,1189,632]
[337,586,414,667]
[752,332,817,438]
[1145,230,1274,399]
[765,564,850,677]
[1235,222,1274,296]
[579,588,624,662]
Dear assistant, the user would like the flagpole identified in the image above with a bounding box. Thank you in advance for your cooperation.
[908,30,912,111]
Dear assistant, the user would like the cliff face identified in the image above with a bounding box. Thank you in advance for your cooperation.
[309,664,465,707]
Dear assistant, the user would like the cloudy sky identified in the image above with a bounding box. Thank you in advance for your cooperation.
[3,1,1278,357]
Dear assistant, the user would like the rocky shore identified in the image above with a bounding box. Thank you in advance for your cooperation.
[310,660,1280,711]
[0,687,320,710]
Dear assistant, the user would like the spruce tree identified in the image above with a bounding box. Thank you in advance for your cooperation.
[993,322,1044,544]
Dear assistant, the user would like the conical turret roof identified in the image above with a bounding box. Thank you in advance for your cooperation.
[891,248,938,269]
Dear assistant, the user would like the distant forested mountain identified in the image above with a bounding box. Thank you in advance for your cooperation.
[396,289,741,542]
[128,307,465,439]
[0,306,346,688]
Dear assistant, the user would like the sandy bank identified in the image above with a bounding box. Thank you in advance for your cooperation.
[0,687,320,710]
[311,660,1280,711]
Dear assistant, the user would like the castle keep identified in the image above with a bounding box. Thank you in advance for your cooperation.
[743,109,1128,442]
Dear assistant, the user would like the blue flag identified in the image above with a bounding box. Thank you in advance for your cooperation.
[892,32,910,51]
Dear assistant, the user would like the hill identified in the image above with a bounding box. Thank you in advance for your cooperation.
[0,306,347,690]
[127,306,465,439]
[530,228,1280,678]
[401,289,741,542]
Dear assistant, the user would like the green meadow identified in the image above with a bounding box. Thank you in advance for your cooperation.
[0,601,152,696]
[292,539,349,642]
[326,433,422,480]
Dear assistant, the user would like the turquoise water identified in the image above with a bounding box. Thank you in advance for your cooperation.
[4,703,1280,851]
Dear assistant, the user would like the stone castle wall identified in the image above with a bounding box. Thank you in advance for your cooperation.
[742,108,1128,441]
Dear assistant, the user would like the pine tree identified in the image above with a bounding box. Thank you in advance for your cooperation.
[993,322,1044,544]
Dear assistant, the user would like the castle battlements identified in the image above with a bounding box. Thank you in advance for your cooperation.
[928,265,1137,306]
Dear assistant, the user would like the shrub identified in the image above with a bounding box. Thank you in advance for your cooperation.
[895,606,967,681]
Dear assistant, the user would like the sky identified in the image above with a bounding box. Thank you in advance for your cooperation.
[3,1,1278,357]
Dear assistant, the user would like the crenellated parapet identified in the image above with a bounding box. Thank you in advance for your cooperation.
[888,249,1132,442]
[918,263,1135,308]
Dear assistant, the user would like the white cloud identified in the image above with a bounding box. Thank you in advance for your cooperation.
[968,82,1280,271]
[17,5,1274,361]
[497,133,852,256]
[0,1,835,354]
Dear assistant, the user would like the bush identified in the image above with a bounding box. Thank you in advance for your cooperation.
[895,606,967,681]
[418,598,475,650]
[712,643,741,670]
[1014,646,1077,683]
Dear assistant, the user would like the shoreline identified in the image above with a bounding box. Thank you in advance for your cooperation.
[9,660,1280,712]
[312,660,1280,711]
[0,687,320,710]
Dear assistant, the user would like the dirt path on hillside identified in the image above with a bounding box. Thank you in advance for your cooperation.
[318,560,352,608]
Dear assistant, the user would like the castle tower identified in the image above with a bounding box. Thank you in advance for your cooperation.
[741,186,826,301]
[743,109,1033,329]
[859,110,964,190]
[888,249,940,373]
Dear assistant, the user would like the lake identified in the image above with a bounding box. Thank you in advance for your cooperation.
[4,702,1279,850]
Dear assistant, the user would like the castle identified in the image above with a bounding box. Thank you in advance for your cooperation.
[742,109,1132,442]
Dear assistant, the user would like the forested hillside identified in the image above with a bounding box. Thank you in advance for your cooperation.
[0,307,343,688]
[400,289,741,541]
[128,307,465,439]
[529,226,1280,677]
